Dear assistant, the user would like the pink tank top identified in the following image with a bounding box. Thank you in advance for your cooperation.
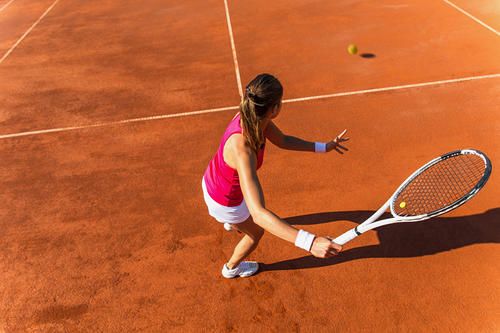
[203,113,265,207]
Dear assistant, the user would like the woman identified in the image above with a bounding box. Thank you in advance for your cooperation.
[202,74,349,278]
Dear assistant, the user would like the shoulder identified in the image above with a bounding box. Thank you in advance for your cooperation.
[226,133,257,167]
[226,133,253,156]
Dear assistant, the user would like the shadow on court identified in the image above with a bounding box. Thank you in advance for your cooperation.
[259,208,499,272]
[360,53,376,58]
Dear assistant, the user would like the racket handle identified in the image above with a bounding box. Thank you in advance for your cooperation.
[331,229,359,246]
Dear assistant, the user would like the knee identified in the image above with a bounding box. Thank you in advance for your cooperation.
[250,228,264,244]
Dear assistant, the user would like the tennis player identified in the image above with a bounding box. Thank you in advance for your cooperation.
[202,74,349,278]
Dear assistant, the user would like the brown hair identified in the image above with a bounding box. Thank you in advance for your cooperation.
[240,73,283,152]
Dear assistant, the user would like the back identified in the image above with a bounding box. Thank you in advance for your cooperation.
[203,113,265,207]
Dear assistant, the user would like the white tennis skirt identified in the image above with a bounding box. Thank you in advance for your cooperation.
[201,177,250,224]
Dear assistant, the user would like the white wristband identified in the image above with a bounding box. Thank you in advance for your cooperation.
[315,142,327,153]
[295,230,316,251]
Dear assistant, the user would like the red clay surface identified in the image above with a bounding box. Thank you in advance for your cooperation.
[450,0,500,31]
[0,0,499,332]
[0,0,239,134]
[230,0,500,99]
[0,0,56,54]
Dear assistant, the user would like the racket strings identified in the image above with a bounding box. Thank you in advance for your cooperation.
[394,154,485,216]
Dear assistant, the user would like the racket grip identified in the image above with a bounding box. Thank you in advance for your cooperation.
[332,229,359,246]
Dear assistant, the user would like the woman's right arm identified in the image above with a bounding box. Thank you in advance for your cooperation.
[231,136,342,257]
[234,138,297,242]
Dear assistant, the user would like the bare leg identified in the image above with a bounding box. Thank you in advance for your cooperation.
[226,217,264,269]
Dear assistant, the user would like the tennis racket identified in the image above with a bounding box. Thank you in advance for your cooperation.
[332,149,492,245]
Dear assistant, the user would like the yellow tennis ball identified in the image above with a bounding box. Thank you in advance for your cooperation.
[347,44,358,55]
[399,202,406,209]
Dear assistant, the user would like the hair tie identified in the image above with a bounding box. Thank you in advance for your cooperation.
[245,87,265,107]
[245,87,255,98]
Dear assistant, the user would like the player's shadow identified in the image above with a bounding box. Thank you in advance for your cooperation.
[259,208,499,272]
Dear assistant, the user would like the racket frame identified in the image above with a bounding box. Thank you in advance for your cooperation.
[332,149,491,246]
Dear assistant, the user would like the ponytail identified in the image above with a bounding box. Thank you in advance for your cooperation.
[239,74,283,152]
[240,94,265,152]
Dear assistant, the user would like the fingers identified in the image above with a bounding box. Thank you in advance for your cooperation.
[335,130,349,141]
[335,144,348,153]
[311,237,343,258]
[328,249,339,256]
[337,129,347,138]
[325,243,342,257]
[331,243,342,252]
[326,237,342,252]
[329,129,350,154]
[325,249,339,258]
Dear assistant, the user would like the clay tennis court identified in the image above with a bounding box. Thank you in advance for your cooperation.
[1,0,499,331]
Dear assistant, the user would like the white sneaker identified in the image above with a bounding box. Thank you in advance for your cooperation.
[223,223,233,231]
[221,261,259,278]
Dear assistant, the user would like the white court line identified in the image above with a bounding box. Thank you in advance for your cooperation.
[0,106,239,139]
[443,0,499,36]
[223,0,243,98]
[282,73,500,104]
[0,0,61,65]
[0,0,16,12]
[0,73,499,140]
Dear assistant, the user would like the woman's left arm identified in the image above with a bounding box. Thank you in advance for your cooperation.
[265,121,349,153]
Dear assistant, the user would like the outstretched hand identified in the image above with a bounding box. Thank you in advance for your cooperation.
[326,129,349,154]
